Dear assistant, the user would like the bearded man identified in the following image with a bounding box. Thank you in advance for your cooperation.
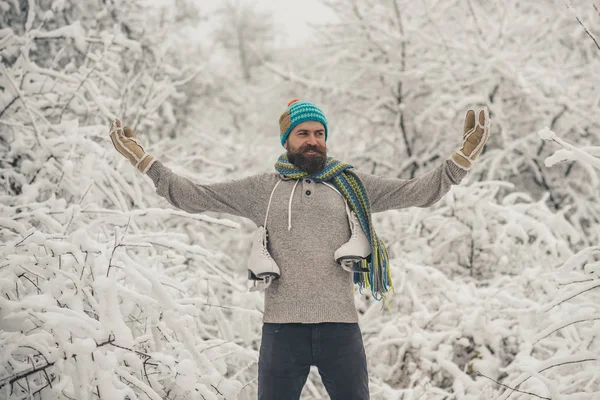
[109,98,490,400]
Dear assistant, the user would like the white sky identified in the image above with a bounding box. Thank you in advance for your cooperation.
[245,0,336,45]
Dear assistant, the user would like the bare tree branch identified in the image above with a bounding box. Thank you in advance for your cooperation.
[0,63,43,147]
[565,0,600,51]
[476,371,550,400]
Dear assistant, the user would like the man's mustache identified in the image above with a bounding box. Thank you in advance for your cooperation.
[300,144,326,155]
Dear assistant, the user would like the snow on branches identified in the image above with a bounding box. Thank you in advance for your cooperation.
[0,1,258,399]
[351,178,596,399]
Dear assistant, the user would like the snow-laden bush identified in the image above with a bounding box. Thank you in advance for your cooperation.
[324,170,597,399]
[496,245,600,400]
[2,0,599,399]
[389,181,578,279]
[485,129,600,400]
[0,1,263,399]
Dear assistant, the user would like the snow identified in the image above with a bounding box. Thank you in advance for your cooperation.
[538,127,557,141]
[1,0,600,399]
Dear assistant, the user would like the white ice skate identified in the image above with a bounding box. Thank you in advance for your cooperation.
[247,226,280,292]
[334,210,371,273]
[321,182,372,274]
[247,180,283,292]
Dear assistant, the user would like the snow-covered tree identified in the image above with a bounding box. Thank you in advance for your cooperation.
[2,0,600,399]
[212,0,275,83]
[0,1,261,399]
[261,0,600,245]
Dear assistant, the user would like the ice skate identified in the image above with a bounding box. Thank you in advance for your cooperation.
[247,226,280,292]
[334,210,371,273]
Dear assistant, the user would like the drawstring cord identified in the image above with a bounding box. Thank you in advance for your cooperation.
[264,179,283,228]
[288,179,300,230]
[287,180,351,231]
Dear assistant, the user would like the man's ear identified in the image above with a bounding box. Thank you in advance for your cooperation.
[283,141,288,150]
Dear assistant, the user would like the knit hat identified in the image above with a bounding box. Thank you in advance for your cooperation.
[279,99,328,146]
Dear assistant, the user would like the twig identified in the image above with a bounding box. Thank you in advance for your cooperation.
[423,309,442,330]
[533,317,600,344]
[143,358,153,388]
[0,64,43,146]
[531,159,560,209]
[476,371,550,400]
[78,181,93,205]
[241,376,258,390]
[504,358,597,400]
[548,284,600,310]
[539,358,596,373]
[59,55,103,121]
[537,106,568,156]
[17,273,41,293]
[0,336,115,390]
[18,345,53,389]
[565,0,600,51]
[115,368,162,400]
[131,59,161,129]
[546,134,600,169]
[466,0,485,38]
[32,382,52,397]
[211,384,223,396]
[108,342,154,361]
[558,278,594,286]
[106,218,131,277]
[14,231,34,247]
[0,96,18,120]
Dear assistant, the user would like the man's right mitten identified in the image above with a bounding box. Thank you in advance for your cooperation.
[109,119,155,173]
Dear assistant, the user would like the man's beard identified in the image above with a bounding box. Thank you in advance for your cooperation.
[287,144,327,176]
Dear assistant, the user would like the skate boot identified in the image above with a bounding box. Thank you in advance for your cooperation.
[334,210,371,273]
[247,226,280,292]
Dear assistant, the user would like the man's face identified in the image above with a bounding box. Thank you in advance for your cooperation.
[284,121,327,175]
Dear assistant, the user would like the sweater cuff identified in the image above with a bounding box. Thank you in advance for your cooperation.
[145,160,167,186]
[446,158,469,183]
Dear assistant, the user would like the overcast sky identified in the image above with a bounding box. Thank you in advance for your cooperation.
[247,0,336,45]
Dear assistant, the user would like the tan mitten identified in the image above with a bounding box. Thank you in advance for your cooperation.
[109,119,155,173]
[451,108,491,171]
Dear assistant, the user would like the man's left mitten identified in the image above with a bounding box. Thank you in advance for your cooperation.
[109,119,155,173]
[451,108,491,171]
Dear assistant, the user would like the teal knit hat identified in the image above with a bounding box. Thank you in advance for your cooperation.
[279,99,328,146]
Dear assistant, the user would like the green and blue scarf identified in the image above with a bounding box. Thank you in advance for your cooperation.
[275,154,393,300]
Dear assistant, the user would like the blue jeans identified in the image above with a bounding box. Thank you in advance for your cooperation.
[258,322,369,400]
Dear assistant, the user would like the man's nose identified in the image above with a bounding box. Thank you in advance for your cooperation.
[306,134,318,145]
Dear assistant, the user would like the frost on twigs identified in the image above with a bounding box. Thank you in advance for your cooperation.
[537,127,556,141]
[538,128,600,170]
[0,1,257,399]
[356,179,596,398]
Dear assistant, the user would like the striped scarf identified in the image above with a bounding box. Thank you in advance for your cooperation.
[275,154,393,300]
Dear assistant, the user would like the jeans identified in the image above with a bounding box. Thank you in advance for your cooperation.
[258,322,369,400]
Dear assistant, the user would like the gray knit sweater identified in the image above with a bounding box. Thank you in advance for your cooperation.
[146,159,467,323]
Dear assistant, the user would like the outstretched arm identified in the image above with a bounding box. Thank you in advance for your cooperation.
[145,161,272,221]
[355,160,466,212]
[356,108,490,213]
[109,119,273,223]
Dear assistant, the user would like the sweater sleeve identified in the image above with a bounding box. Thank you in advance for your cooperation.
[354,159,468,213]
[145,160,274,223]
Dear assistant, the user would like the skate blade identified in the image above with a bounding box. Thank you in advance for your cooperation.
[248,274,277,292]
[339,259,370,273]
